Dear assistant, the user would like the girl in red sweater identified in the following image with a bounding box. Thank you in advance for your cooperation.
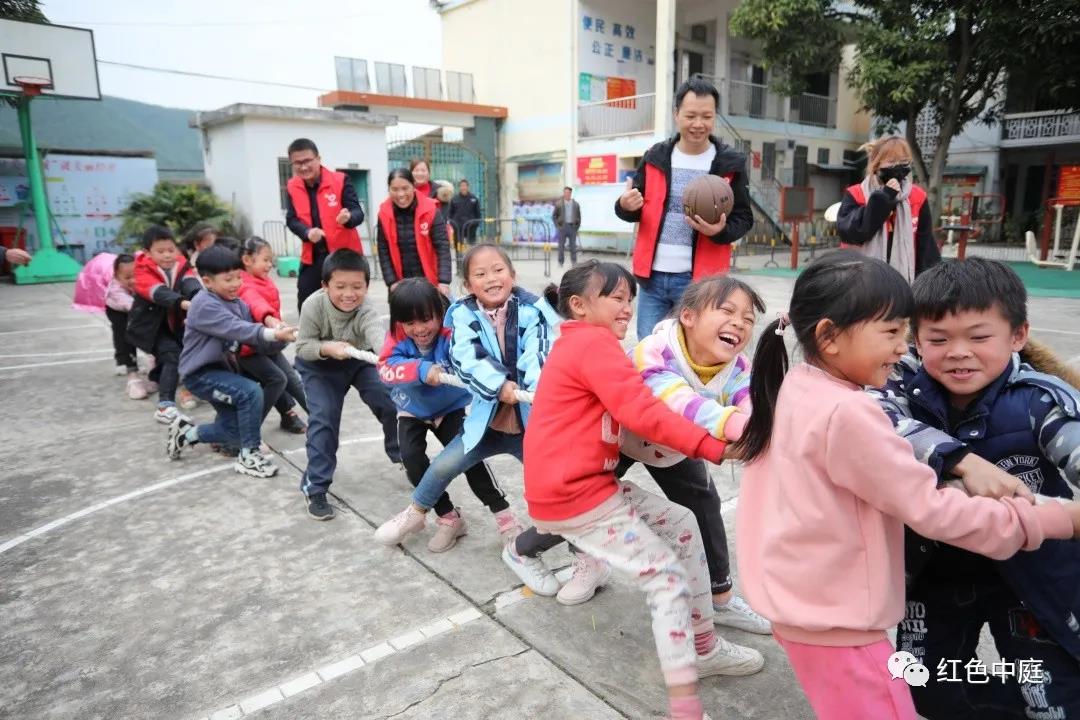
[238,237,308,434]
[524,261,764,720]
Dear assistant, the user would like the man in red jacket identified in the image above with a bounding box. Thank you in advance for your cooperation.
[285,138,365,313]
[615,78,753,340]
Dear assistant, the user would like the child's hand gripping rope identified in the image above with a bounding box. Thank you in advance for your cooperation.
[345,346,535,403]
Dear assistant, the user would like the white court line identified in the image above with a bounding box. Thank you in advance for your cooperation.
[1032,326,1080,337]
[0,357,112,371]
[0,463,232,557]
[197,607,484,719]
[0,323,102,335]
[282,435,384,455]
[0,348,113,358]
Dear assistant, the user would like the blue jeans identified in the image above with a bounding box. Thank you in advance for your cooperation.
[183,367,264,449]
[635,270,692,340]
[296,357,400,497]
[412,430,523,510]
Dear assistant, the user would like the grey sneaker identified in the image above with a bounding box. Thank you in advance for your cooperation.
[713,595,772,635]
[234,448,278,478]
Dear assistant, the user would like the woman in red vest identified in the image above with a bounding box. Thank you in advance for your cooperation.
[837,136,940,283]
[376,168,451,297]
[409,159,440,205]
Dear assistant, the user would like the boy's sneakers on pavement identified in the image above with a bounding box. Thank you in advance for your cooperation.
[697,636,765,678]
[127,376,148,400]
[154,403,179,424]
[178,387,198,410]
[556,553,610,606]
[279,411,307,434]
[166,416,196,459]
[713,595,772,635]
[234,447,278,478]
[501,543,560,597]
[306,493,334,521]
[374,505,427,545]
[427,510,467,553]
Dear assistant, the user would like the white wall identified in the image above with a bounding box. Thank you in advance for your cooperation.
[203,117,388,244]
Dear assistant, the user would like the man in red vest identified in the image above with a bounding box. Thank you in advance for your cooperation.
[615,78,753,340]
[285,138,365,312]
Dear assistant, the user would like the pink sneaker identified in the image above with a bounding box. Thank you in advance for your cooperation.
[427,510,467,552]
[556,553,610,606]
[374,505,427,545]
[127,376,148,400]
[493,508,523,543]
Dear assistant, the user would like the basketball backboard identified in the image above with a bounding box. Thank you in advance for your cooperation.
[0,19,100,100]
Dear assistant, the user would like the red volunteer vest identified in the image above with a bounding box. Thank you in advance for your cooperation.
[378,194,440,285]
[286,167,362,265]
[842,183,926,249]
[632,164,734,280]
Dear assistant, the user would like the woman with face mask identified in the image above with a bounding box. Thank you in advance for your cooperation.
[837,136,940,283]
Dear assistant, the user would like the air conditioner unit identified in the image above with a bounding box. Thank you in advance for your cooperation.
[776,139,797,152]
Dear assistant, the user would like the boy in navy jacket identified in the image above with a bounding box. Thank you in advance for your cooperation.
[871,258,1080,719]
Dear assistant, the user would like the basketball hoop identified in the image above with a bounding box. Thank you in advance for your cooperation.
[12,76,52,96]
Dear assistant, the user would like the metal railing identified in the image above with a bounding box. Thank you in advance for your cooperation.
[727,79,785,121]
[790,92,837,128]
[1001,109,1080,147]
[578,93,656,140]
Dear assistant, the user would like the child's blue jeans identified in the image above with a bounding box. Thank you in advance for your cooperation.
[183,367,264,449]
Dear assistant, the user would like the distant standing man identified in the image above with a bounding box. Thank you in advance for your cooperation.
[448,178,482,245]
[285,138,365,313]
[552,186,582,267]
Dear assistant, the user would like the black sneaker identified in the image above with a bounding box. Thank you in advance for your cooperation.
[279,412,307,434]
[166,416,195,460]
[307,493,335,521]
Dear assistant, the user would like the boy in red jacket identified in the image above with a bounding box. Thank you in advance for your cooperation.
[524,261,763,720]
[127,225,201,424]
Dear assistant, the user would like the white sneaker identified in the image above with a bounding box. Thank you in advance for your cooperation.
[556,553,610,606]
[697,635,765,678]
[154,404,179,424]
[114,364,128,376]
[235,448,278,478]
[142,379,159,394]
[713,595,772,635]
[427,511,467,553]
[501,544,560,596]
[374,505,427,545]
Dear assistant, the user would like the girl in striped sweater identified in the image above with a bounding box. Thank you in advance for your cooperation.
[617,277,772,638]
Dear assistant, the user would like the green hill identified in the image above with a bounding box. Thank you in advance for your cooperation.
[0,95,203,181]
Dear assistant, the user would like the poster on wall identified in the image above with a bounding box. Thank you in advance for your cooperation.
[1058,165,1080,199]
[577,155,617,185]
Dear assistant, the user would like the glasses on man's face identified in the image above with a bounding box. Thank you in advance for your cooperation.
[291,157,318,169]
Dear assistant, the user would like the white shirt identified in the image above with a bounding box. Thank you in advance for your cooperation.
[652,144,717,274]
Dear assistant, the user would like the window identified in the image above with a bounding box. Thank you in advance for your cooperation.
[762,142,776,181]
[278,158,292,211]
[817,147,830,165]
[794,145,809,186]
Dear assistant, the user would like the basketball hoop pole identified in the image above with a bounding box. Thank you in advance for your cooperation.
[13,90,82,284]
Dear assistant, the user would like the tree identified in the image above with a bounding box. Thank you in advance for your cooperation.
[0,0,47,22]
[730,0,1080,216]
[118,182,235,248]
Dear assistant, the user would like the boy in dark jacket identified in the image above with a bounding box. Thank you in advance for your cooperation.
[871,258,1080,719]
[168,245,297,478]
[127,225,202,424]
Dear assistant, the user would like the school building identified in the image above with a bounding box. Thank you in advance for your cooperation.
[434,0,874,250]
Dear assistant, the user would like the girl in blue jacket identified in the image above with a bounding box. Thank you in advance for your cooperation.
[377,278,520,553]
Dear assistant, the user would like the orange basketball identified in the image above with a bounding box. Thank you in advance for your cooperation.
[683,175,734,224]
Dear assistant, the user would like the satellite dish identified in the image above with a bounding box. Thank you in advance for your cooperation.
[824,202,842,223]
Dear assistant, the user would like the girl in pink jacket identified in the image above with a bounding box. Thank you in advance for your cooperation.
[734,250,1080,720]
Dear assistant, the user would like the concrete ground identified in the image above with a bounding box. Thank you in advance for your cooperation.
[1,249,1078,720]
